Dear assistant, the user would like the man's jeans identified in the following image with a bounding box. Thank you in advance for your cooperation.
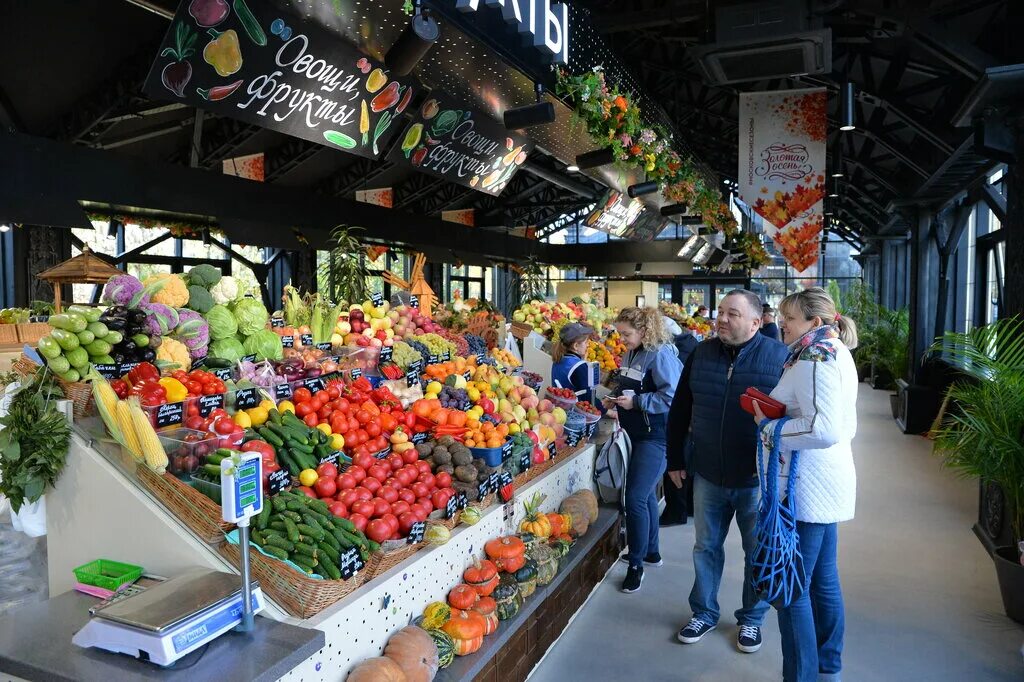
[778,522,844,682]
[688,473,769,626]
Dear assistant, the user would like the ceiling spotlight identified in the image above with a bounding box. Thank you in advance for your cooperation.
[831,170,844,178]
[627,181,658,198]
[575,148,615,170]
[824,209,834,216]
[384,1,439,77]
[828,190,839,198]
[503,83,555,130]
[566,164,579,172]
[839,82,856,131]
[0,223,10,233]
[106,219,120,240]
[660,203,688,217]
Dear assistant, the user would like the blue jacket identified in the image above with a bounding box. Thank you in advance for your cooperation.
[614,344,682,443]
[550,353,594,404]
[666,333,787,487]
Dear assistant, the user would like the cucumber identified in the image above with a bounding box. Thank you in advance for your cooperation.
[293,542,317,558]
[271,496,287,512]
[282,517,301,543]
[331,516,357,534]
[261,545,290,561]
[319,557,341,580]
[269,520,288,532]
[281,509,302,523]
[76,329,95,346]
[321,529,341,551]
[261,527,285,538]
[202,463,222,478]
[268,408,282,425]
[317,541,340,564]
[307,498,331,517]
[49,329,80,351]
[264,535,295,552]
[256,501,272,530]
[276,450,301,476]
[36,335,62,359]
[296,523,324,542]
[202,357,233,368]
[332,528,354,549]
[45,354,71,375]
[285,499,307,513]
[258,427,284,448]
[290,555,316,573]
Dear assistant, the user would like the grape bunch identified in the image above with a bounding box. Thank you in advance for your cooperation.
[406,338,432,367]
[438,386,472,411]
[418,333,457,359]
[436,328,469,357]
[391,340,423,370]
[464,334,487,356]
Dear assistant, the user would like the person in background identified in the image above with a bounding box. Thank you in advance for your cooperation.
[751,287,858,682]
[761,305,781,341]
[666,290,788,654]
[603,307,683,594]
[549,323,597,404]
[662,314,684,340]
[661,326,699,527]
[694,305,709,321]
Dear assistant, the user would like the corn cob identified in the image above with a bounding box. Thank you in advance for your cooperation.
[127,397,168,473]
[115,399,142,461]
[91,378,124,445]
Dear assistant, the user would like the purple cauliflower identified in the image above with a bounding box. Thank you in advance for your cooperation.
[140,301,180,336]
[173,309,210,360]
[101,274,147,307]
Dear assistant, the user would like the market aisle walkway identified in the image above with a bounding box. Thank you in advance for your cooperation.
[530,387,1024,681]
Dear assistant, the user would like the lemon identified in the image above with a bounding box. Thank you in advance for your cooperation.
[298,469,318,487]
[426,381,442,394]
[277,400,295,414]
[259,399,276,412]
[233,411,252,428]
[329,433,345,450]
[508,422,520,434]
[316,423,332,437]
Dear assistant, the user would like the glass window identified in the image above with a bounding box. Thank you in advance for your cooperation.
[231,244,262,297]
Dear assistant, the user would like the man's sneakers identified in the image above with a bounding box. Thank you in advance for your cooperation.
[677,618,716,643]
[621,565,643,593]
[617,551,663,567]
[737,625,762,653]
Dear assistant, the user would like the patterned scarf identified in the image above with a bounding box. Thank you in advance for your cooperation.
[784,324,839,369]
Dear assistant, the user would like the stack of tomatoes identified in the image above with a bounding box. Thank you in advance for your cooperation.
[168,369,229,397]
[183,407,244,448]
[306,449,457,543]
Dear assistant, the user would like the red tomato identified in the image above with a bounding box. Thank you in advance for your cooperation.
[201,384,220,395]
[391,500,411,516]
[292,387,312,403]
[352,452,373,470]
[316,462,338,479]
[362,477,382,494]
[350,500,375,517]
[349,466,366,484]
[186,380,203,395]
[312,390,328,405]
[387,454,404,472]
[348,513,368,533]
[330,415,347,434]
[355,409,372,425]
[335,398,351,413]
[379,413,397,432]
[295,402,313,418]
[398,511,419,534]
[435,472,452,488]
[404,412,417,429]
[412,503,430,522]
[417,472,436,489]
[353,486,373,501]
[214,418,235,435]
[370,436,388,452]
[411,482,430,499]
[415,461,432,475]
[328,501,348,518]
[365,422,382,438]
[372,498,391,518]
[431,489,449,510]
[303,413,319,427]
[314,477,337,498]
[395,469,416,487]
[379,486,399,503]
[401,449,419,465]
[339,490,358,507]
[383,513,401,535]
[354,430,369,446]
[337,473,356,490]
[365,519,391,544]
[368,464,390,482]
[348,417,360,433]
[398,488,416,504]
[317,405,333,420]
[185,415,205,430]
[296,485,317,499]
[327,386,341,399]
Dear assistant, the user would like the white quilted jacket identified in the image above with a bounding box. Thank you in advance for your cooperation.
[761,335,858,524]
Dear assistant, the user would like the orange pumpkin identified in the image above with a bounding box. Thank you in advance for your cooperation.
[485,535,526,573]
[383,626,438,682]
[545,512,567,537]
[463,558,499,597]
[472,596,499,636]
[442,609,486,656]
[347,656,407,682]
[447,583,479,610]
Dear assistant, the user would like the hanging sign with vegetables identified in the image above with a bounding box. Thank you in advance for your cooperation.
[388,94,533,196]
[143,0,414,160]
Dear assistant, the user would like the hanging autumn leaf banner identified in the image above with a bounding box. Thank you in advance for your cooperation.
[738,89,827,272]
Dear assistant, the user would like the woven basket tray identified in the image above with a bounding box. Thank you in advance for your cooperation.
[0,325,18,345]
[136,466,234,544]
[12,354,94,419]
[16,323,51,345]
[428,509,461,531]
[361,540,426,583]
[219,541,364,619]
[510,321,533,340]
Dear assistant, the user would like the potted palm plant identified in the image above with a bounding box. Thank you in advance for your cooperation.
[931,318,1024,623]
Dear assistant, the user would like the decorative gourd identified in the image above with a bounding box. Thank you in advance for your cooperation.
[514,559,539,598]
[425,524,451,545]
[519,492,552,538]
[492,573,523,620]
[426,629,455,669]
[560,496,590,536]
[545,512,569,537]
[517,532,541,551]
[472,596,499,635]
[347,656,407,682]
[549,536,572,572]
[447,583,479,610]
[463,557,499,597]
[460,506,482,525]
[485,535,527,573]
[527,542,559,586]
[421,601,451,630]
[566,489,598,523]
[441,609,486,656]
[384,626,439,682]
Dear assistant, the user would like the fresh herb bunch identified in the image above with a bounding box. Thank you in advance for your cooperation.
[0,368,71,513]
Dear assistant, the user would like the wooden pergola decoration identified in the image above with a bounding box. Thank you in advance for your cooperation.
[36,246,122,312]
[383,252,436,317]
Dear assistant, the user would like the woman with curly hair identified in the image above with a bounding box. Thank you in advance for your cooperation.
[604,306,683,593]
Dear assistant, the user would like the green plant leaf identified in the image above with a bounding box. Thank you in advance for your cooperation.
[2,440,20,461]
[23,478,44,503]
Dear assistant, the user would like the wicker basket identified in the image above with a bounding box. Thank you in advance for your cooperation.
[137,465,234,544]
[510,321,533,340]
[0,325,18,345]
[428,509,461,531]
[12,354,94,419]
[16,323,51,345]
[361,540,426,583]
[219,541,364,619]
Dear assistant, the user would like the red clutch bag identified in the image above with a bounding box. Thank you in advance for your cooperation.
[740,387,787,419]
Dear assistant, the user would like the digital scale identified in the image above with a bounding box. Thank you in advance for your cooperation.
[73,453,266,667]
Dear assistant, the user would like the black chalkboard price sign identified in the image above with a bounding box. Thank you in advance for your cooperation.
[154,402,185,429]
[411,431,429,444]
[300,334,314,347]
[241,354,258,363]
[281,335,294,348]
[318,451,341,467]
[274,382,292,401]
[271,318,284,328]
[409,295,419,309]
[197,393,225,416]
[406,521,426,544]
[234,387,260,410]
[316,342,333,351]
[267,468,291,496]
[378,346,393,363]
[212,367,234,381]
[339,546,365,580]
[519,449,532,472]
[445,494,459,519]
[371,292,384,307]
[143,0,416,161]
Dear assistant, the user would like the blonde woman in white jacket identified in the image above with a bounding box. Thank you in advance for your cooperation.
[751,287,858,682]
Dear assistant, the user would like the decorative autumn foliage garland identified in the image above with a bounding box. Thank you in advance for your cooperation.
[86,212,224,240]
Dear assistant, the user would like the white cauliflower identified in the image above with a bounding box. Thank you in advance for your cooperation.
[209,276,240,305]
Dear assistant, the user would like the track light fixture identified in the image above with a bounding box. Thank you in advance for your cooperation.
[627,181,658,198]
[202,228,211,246]
[503,83,555,130]
[575,148,615,170]
[566,164,579,172]
[660,203,688,217]
[106,219,120,240]
[0,223,10,233]
[384,0,439,77]
[839,82,856,131]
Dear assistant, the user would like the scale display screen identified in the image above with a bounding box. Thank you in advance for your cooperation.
[222,453,263,524]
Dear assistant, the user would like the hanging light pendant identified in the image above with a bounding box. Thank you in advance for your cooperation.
[839,82,856,131]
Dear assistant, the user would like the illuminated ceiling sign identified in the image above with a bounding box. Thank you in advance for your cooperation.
[454,0,570,64]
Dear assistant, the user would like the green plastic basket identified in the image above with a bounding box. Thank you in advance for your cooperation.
[73,559,144,591]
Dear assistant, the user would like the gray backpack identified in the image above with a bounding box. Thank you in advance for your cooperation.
[594,425,631,507]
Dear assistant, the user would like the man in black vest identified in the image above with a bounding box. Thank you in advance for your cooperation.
[660,329,700,527]
[760,304,781,341]
[666,290,787,655]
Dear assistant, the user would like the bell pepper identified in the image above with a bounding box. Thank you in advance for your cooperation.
[158,377,189,402]
[130,380,167,408]
[127,362,160,387]
[110,378,130,399]
[245,405,269,426]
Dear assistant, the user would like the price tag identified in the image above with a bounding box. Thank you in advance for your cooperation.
[488,472,500,493]
[212,367,234,381]
[503,500,515,528]
[234,388,260,410]
[500,470,513,487]
[411,431,429,444]
[409,295,419,308]
[445,495,459,519]
[548,442,556,459]
[378,346,393,363]
[501,440,513,461]
[274,382,292,401]
[463,371,472,382]
[476,353,485,364]
[373,446,392,459]
[154,401,184,429]
[339,545,365,580]
[405,369,418,387]
[318,451,341,467]
[519,449,531,472]
[410,360,422,373]
[271,318,285,328]
[190,356,206,369]
[477,480,490,500]
[300,334,314,347]
[371,292,384,307]
[93,363,120,379]
[351,368,363,379]
[281,335,294,348]
[301,376,326,393]
[197,393,225,416]
[241,354,258,363]
[456,491,469,509]
[406,521,426,544]
[267,469,291,496]
[565,429,581,447]
[442,351,451,362]
[429,354,438,365]
[316,342,333,351]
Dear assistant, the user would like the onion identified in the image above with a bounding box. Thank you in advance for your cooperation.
[304,367,323,378]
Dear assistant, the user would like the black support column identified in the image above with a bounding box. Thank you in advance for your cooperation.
[1005,128,1024,320]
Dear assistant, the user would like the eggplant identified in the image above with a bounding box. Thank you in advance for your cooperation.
[108,305,127,317]
[122,340,137,353]
[104,319,126,331]
[112,352,126,363]
[129,310,147,324]
[141,349,156,363]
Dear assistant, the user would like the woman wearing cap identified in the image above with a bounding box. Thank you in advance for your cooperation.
[550,323,597,404]
[603,307,683,593]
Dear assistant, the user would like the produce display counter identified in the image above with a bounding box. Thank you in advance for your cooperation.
[43,423,608,679]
